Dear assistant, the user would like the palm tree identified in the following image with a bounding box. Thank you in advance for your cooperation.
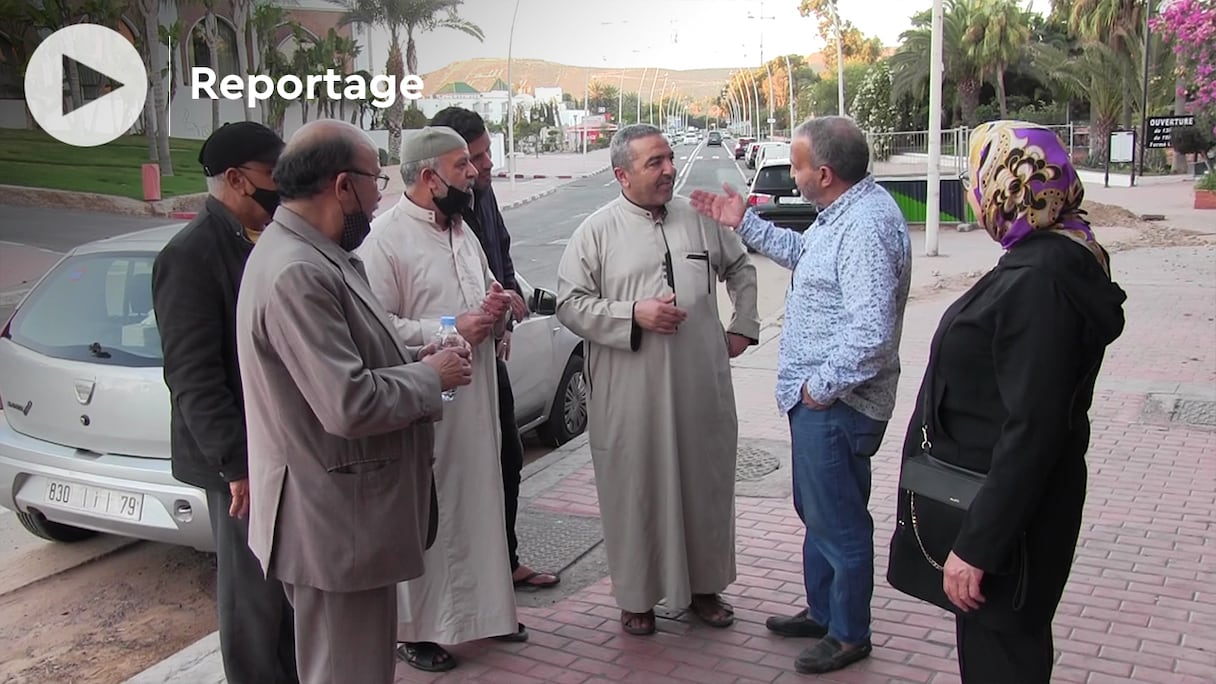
[230,0,254,121]
[132,0,173,174]
[967,0,1032,118]
[0,0,37,129]
[25,0,87,111]
[890,0,986,127]
[1054,0,1147,127]
[192,0,223,133]
[400,1,482,76]
[336,0,482,160]
[251,2,291,135]
[1032,41,1136,162]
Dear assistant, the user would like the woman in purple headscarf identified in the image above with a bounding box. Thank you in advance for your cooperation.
[886,122,1127,683]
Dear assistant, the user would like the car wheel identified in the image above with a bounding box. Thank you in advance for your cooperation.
[16,509,98,543]
[538,353,587,447]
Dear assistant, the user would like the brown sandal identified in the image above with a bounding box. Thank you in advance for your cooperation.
[689,593,735,628]
[620,609,656,635]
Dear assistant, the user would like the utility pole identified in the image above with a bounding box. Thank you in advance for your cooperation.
[506,0,521,190]
[925,0,944,256]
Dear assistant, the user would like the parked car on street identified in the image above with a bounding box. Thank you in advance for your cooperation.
[745,157,819,237]
[0,224,587,552]
[734,137,755,159]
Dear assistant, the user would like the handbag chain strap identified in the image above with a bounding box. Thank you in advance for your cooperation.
[908,494,945,571]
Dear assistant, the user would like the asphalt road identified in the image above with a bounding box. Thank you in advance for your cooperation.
[0,137,752,319]
[0,204,174,252]
[504,137,752,291]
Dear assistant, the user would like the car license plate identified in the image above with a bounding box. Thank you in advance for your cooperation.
[43,479,144,521]
[778,195,808,204]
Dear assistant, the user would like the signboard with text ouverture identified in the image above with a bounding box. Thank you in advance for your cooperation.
[1146,115,1196,149]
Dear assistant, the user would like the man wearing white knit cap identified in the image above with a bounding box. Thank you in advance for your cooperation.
[357,126,520,673]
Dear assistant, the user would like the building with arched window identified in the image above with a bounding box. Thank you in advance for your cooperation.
[0,0,360,140]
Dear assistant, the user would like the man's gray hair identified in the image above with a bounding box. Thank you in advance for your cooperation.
[793,116,871,184]
[610,123,664,171]
[400,156,440,185]
[205,176,225,195]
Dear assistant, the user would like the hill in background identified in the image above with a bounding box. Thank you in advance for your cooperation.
[419,56,829,101]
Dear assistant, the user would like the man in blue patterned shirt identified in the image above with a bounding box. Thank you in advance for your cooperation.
[691,116,911,675]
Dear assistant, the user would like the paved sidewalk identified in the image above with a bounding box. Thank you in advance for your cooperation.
[377,150,612,216]
[130,212,1216,683]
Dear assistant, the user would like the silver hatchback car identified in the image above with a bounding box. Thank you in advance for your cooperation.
[0,224,586,552]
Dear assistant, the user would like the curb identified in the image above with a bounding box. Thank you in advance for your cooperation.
[0,184,208,219]
[501,186,558,211]
[493,165,610,181]
[498,165,611,212]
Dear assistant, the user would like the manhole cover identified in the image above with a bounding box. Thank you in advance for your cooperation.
[737,444,781,482]
[515,509,602,575]
[1174,399,1216,426]
[1141,393,1216,428]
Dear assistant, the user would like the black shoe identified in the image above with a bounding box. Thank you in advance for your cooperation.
[794,636,873,674]
[491,622,529,643]
[765,608,828,638]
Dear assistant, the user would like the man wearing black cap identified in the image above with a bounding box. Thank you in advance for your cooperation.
[428,106,561,592]
[151,122,298,684]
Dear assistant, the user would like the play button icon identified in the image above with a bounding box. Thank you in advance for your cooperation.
[25,24,148,148]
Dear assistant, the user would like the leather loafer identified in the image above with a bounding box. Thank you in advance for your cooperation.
[795,636,873,674]
[765,608,829,638]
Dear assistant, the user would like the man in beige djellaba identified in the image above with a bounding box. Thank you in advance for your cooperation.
[555,123,761,636]
[357,126,520,672]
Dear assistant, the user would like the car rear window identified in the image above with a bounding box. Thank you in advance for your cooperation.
[753,165,795,193]
[6,251,162,366]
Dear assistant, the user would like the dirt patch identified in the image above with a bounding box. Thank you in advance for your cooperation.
[0,542,216,684]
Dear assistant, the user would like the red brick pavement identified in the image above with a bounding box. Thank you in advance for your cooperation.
[394,244,1216,683]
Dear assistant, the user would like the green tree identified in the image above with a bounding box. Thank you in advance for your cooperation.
[967,0,1032,117]
[1053,0,1147,128]
[889,0,986,127]
[851,60,898,158]
[1031,41,1136,162]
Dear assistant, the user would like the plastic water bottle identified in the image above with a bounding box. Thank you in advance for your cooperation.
[433,315,465,402]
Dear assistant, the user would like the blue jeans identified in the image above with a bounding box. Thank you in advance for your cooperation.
[788,401,887,645]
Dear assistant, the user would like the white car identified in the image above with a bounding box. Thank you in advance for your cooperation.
[0,224,587,552]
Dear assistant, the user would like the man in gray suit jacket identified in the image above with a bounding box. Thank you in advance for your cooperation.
[236,119,472,684]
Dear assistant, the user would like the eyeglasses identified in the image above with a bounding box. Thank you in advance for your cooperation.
[959,169,973,190]
[344,169,391,191]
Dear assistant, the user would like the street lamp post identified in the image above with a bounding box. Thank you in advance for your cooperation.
[745,67,761,138]
[583,70,589,155]
[783,54,796,130]
[648,71,660,124]
[637,66,648,124]
[925,0,944,256]
[506,0,521,190]
[764,61,775,138]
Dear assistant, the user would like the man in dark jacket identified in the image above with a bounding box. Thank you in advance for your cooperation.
[429,107,559,591]
[151,122,298,683]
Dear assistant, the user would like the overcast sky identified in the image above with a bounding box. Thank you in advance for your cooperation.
[360,0,1045,75]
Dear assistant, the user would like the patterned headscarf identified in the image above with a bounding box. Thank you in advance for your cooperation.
[966,120,1109,274]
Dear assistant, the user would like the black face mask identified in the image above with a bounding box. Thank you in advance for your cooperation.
[340,191,371,252]
[249,186,280,218]
[432,173,473,218]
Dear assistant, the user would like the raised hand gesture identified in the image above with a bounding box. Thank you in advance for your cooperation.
[689,183,747,229]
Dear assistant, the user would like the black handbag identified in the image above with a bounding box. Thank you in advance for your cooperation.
[887,275,1028,624]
